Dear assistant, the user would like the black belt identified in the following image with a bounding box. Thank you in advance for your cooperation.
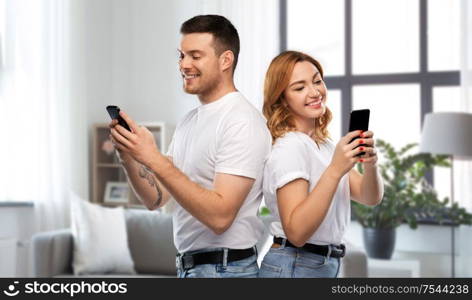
[177,247,256,270]
[273,237,345,258]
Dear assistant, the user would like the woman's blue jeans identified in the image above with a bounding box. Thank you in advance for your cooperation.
[258,242,341,278]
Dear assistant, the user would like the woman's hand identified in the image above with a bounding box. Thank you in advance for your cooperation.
[329,130,370,178]
[357,130,378,167]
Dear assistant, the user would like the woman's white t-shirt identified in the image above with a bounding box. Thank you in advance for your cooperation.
[262,131,350,245]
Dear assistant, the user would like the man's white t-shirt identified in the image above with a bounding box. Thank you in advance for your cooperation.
[263,131,350,245]
[167,91,272,253]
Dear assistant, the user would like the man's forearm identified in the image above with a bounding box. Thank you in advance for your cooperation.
[121,159,167,210]
[148,154,231,233]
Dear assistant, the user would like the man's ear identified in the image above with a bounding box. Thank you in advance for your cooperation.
[219,50,235,73]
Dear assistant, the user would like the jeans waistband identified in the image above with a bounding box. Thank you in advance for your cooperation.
[176,246,257,270]
[273,237,345,258]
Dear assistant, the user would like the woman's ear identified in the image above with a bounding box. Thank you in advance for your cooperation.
[219,50,234,72]
[282,98,288,108]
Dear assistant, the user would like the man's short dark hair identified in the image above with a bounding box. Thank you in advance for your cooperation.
[180,15,240,72]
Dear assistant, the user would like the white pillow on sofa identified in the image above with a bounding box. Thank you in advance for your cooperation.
[70,193,136,275]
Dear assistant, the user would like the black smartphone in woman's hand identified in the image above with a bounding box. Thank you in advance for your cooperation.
[348,109,370,156]
[106,105,131,131]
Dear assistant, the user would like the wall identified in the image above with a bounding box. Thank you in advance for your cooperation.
[70,0,279,199]
[83,0,203,199]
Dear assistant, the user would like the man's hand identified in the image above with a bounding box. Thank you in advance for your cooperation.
[109,111,162,167]
[108,119,133,164]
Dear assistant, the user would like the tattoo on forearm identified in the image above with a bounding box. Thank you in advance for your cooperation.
[139,165,163,207]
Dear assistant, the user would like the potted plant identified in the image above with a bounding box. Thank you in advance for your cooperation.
[352,139,472,259]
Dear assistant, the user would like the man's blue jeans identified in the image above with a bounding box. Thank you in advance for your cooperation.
[176,247,259,278]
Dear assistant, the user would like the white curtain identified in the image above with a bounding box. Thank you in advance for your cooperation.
[196,0,280,110]
[0,0,71,231]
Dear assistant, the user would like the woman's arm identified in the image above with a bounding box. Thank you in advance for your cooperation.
[277,166,343,247]
[277,130,364,247]
[349,166,384,206]
[349,130,384,206]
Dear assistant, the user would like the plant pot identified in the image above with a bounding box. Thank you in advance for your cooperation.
[362,227,396,259]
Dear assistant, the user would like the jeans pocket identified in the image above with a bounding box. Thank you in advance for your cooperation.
[294,255,339,278]
[295,253,328,270]
[258,261,283,278]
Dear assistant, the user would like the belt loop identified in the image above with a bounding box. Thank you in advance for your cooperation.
[325,245,332,264]
[281,238,287,247]
[222,248,229,268]
[176,253,182,272]
[253,245,258,257]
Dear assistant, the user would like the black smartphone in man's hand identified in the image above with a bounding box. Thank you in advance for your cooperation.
[348,109,370,156]
[106,105,131,131]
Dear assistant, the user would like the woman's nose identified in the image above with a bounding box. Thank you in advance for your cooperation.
[308,86,321,98]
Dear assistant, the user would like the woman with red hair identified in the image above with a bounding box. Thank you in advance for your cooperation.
[259,51,384,278]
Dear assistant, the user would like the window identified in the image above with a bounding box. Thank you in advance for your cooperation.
[352,0,419,74]
[353,84,421,148]
[327,89,342,142]
[287,0,345,76]
[285,0,460,191]
[428,0,461,71]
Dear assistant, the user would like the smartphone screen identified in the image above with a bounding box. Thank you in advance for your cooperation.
[106,105,131,131]
[349,109,370,156]
[349,109,370,133]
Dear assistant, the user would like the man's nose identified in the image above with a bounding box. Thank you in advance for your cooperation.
[179,56,192,70]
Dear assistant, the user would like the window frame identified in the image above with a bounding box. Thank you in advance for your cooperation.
[280,0,460,185]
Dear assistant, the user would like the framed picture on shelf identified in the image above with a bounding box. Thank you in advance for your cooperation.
[104,182,129,203]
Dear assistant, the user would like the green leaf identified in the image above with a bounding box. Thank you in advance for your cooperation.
[259,206,271,216]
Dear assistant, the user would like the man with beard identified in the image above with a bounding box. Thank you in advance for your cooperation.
[109,15,271,278]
